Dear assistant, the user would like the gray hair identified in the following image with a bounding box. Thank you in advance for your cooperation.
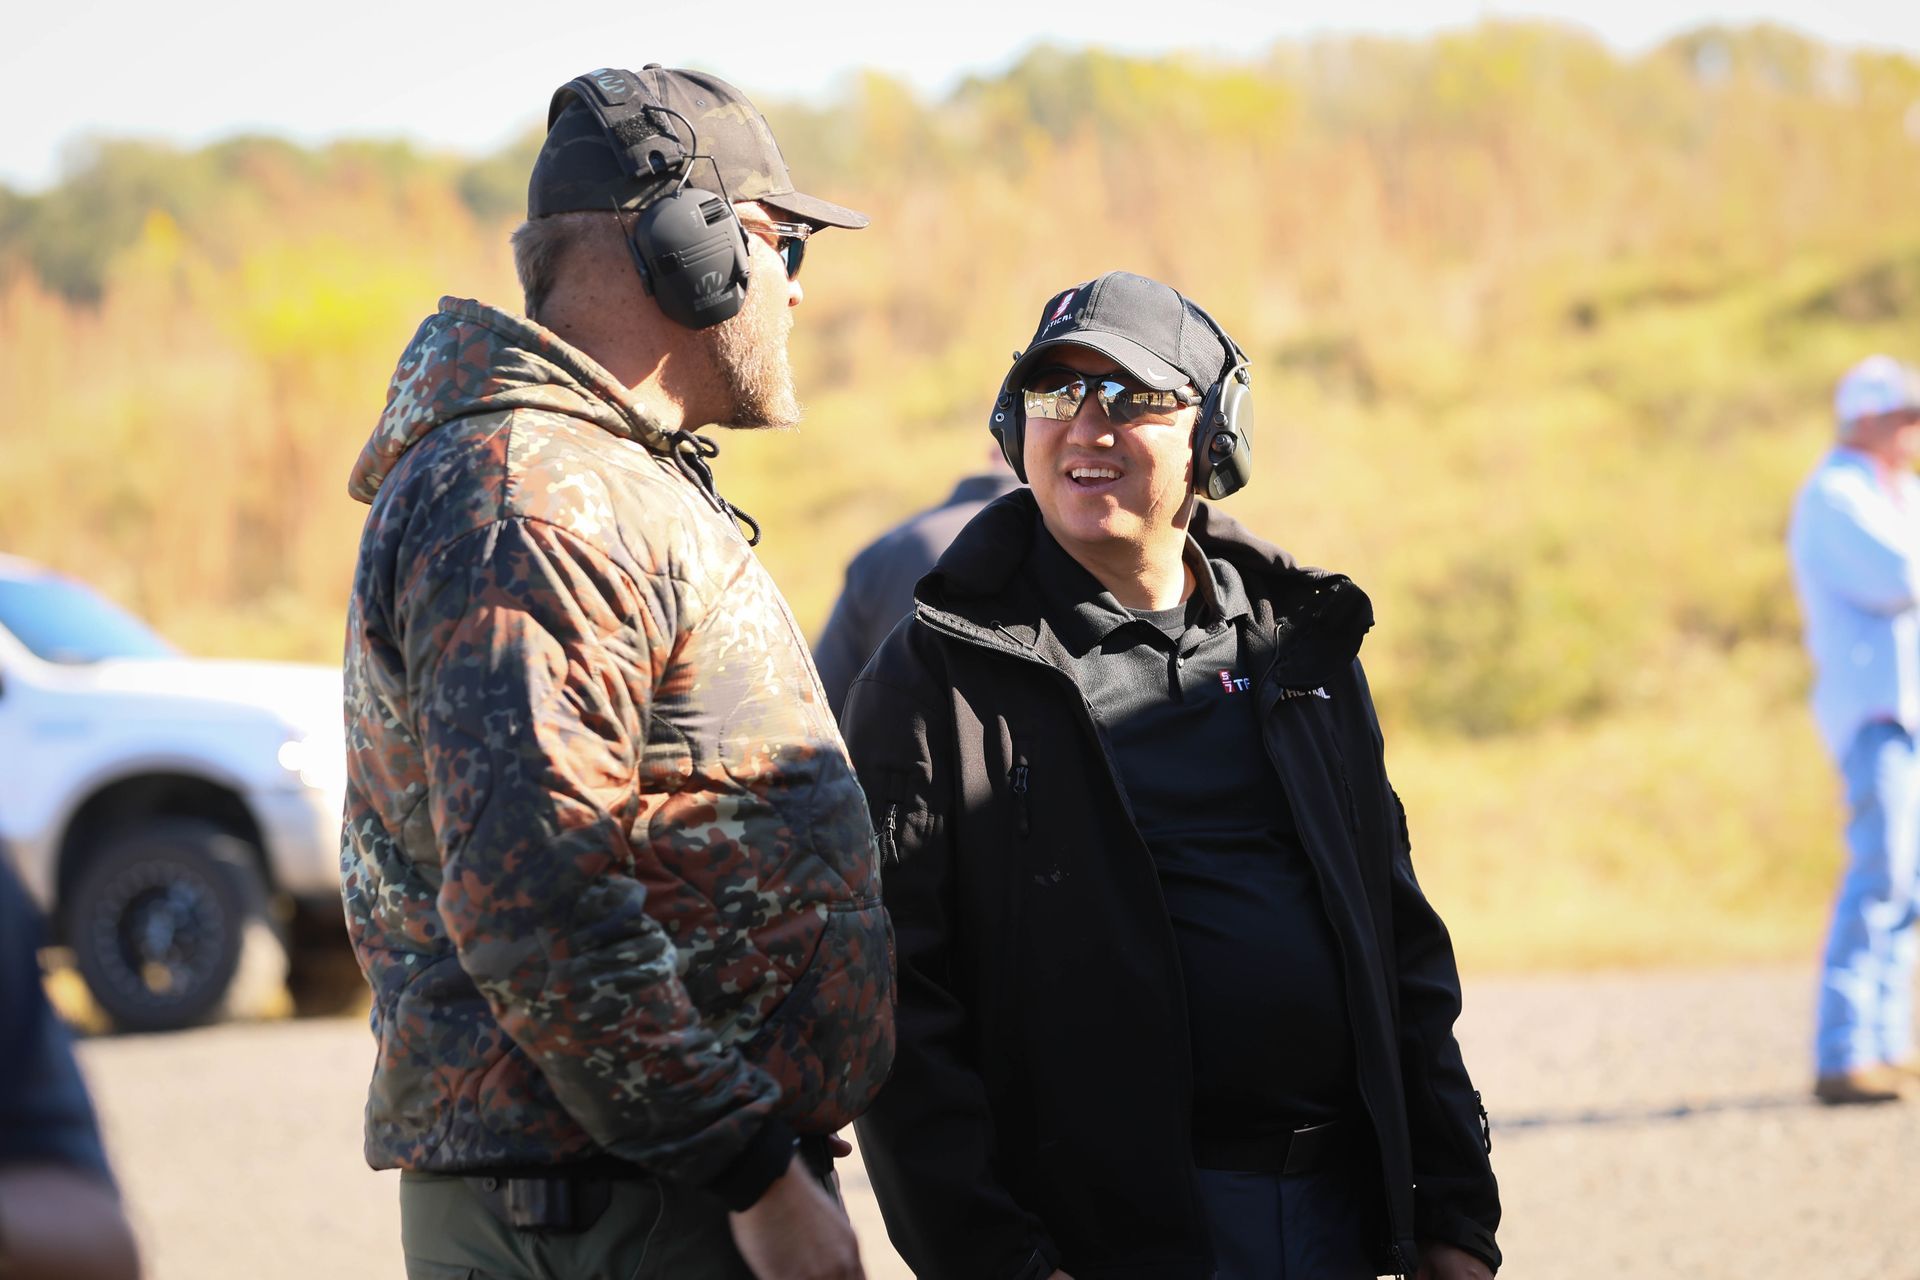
[511,213,617,321]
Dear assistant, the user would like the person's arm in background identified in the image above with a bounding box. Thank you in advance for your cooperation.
[816,520,950,721]
[814,555,878,721]
[0,1166,141,1280]
[0,856,141,1280]
[1792,472,1920,615]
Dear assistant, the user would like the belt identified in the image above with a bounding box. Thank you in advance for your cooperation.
[455,1134,838,1233]
[1192,1119,1345,1175]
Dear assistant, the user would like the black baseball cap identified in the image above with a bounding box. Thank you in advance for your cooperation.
[1008,271,1230,392]
[529,65,869,229]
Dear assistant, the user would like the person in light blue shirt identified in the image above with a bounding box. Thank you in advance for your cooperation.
[1788,354,1920,1104]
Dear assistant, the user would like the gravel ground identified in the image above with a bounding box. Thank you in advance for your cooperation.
[72,963,1920,1279]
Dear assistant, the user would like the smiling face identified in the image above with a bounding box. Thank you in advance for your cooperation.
[1022,343,1199,579]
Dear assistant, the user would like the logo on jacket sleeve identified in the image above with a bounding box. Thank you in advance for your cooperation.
[1276,685,1331,701]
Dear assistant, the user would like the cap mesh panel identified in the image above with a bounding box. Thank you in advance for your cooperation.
[1177,306,1230,391]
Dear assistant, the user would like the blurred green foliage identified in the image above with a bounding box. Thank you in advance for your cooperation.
[4,21,1918,966]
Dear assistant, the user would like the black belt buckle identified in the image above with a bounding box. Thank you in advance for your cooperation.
[472,1174,613,1234]
[1280,1120,1339,1176]
[1194,1118,1343,1175]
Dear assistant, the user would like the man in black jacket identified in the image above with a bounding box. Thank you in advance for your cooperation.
[841,271,1500,1280]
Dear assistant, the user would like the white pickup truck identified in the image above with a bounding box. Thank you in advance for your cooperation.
[0,555,348,1031]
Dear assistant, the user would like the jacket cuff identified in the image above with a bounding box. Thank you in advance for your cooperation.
[1416,1201,1502,1273]
[705,1116,797,1211]
[1006,1244,1061,1280]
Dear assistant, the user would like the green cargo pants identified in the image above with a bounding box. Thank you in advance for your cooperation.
[398,1159,841,1280]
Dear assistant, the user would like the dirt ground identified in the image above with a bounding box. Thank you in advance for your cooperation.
[71,962,1920,1279]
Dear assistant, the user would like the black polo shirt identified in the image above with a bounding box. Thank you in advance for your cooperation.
[1027,524,1355,1143]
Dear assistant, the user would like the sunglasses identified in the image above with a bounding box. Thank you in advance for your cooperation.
[1021,367,1198,427]
[737,217,812,279]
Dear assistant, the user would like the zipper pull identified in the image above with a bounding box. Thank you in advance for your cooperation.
[1010,759,1031,837]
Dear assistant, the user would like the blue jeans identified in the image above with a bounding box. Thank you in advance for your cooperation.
[1195,1162,1376,1280]
[1817,721,1920,1074]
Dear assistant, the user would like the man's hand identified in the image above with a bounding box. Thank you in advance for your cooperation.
[729,1158,865,1280]
[1045,1272,1076,1279]
[0,1165,142,1280]
[1416,1241,1494,1280]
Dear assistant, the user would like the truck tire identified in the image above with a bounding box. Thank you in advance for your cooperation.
[67,818,288,1032]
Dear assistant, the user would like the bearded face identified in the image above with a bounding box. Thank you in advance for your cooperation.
[700,245,800,431]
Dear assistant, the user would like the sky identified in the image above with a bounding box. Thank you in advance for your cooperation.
[5,0,1918,192]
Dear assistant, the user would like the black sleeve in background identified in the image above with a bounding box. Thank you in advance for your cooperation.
[0,858,115,1184]
[817,518,957,721]
[840,653,1060,1280]
[1350,664,1501,1271]
[813,568,876,722]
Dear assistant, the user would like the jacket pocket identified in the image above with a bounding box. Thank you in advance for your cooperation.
[868,765,935,872]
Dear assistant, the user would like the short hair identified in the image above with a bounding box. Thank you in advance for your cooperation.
[510,212,617,321]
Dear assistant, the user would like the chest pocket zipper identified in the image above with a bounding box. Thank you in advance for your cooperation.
[878,801,901,867]
[1010,741,1032,839]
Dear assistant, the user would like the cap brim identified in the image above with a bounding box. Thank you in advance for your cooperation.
[758,188,870,230]
[1009,332,1190,392]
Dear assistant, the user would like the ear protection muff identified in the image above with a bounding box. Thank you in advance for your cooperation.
[985,306,1254,499]
[549,68,752,330]
[989,356,1028,481]
[621,187,753,330]
[1184,301,1254,501]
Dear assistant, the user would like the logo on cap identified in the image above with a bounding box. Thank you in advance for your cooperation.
[1043,289,1079,332]
[589,68,632,102]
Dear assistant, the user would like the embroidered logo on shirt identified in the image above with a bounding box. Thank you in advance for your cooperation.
[1218,670,1253,694]
[1277,685,1331,701]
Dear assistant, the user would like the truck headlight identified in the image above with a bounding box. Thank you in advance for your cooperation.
[277,733,347,794]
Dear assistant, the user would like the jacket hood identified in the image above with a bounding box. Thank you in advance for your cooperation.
[348,297,674,504]
[917,489,1375,684]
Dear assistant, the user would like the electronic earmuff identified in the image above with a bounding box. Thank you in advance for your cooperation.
[548,68,752,330]
[1185,301,1254,502]
[989,366,1027,480]
[987,303,1254,500]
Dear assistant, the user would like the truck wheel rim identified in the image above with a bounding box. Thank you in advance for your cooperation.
[90,861,228,1005]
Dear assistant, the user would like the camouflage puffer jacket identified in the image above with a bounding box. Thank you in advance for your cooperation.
[340,297,893,1194]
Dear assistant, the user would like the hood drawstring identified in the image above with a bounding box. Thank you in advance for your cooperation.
[664,428,762,547]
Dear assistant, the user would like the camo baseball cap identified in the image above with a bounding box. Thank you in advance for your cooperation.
[528,64,869,230]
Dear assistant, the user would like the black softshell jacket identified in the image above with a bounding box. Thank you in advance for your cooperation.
[843,492,1500,1280]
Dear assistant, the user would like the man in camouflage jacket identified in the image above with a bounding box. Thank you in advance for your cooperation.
[340,66,892,1280]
